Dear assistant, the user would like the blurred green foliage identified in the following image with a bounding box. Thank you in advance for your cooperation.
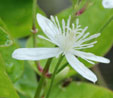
[50,82,113,98]
[0,0,45,38]
[0,26,12,47]
[0,10,24,98]
[0,18,24,82]
[0,0,32,38]
[14,62,37,98]
[0,55,19,98]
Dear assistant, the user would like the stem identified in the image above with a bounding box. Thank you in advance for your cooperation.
[56,62,68,74]
[32,0,41,74]
[34,58,53,98]
[46,56,64,98]
[32,0,37,47]
[33,32,37,47]
[32,0,37,29]
[92,65,108,87]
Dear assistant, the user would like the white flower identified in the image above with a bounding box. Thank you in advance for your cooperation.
[12,13,110,83]
[102,0,113,8]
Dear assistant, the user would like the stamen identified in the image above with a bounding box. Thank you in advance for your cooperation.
[75,45,94,49]
[62,19,66,34]
[81,32,90,39]
[76,18,79,27]
[72,23,75,30]
[50,16,57,27]
[55,16,62,33]
[77,25,81,28]
[75,41,97,47]
[51,16,61,35]
[80,41,97,46]
[79,33,100,44]
[76,26,88,41]
[67,16,71,33]
[38,35,51,42]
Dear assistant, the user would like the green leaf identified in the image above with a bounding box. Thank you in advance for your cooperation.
[50,82,113,98]
[0,44,24,82]
[0,0,45,38]
[0,27,12,47]
[0,18,24,82]
[0,55,19,98]
[14,61,38,98]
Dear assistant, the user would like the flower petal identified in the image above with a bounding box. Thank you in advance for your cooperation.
[65,53,97,83]
[102,0,113,8]
[73,50,110,64]
[12,48,60,60]
[37,14,59,41]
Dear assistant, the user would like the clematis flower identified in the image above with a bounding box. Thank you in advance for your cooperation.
[12,13,110,83]
[102,0,113,8]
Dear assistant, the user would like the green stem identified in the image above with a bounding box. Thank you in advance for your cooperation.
[32,0,37,29]
[34,58,53,98]
[92,65,108,87]
[46,56,64,98]
[32,0,37,47]
[56,62,68,74]
[33,32,37,47]
[32,0,40,75]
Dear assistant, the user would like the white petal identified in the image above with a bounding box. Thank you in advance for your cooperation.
[37,14,59,41]
[12,48,60,60]
[102,0,113,8]
[65,53,97,83]
[73,50,110,64]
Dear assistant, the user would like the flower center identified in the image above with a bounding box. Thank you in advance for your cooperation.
[56,32,75,54]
